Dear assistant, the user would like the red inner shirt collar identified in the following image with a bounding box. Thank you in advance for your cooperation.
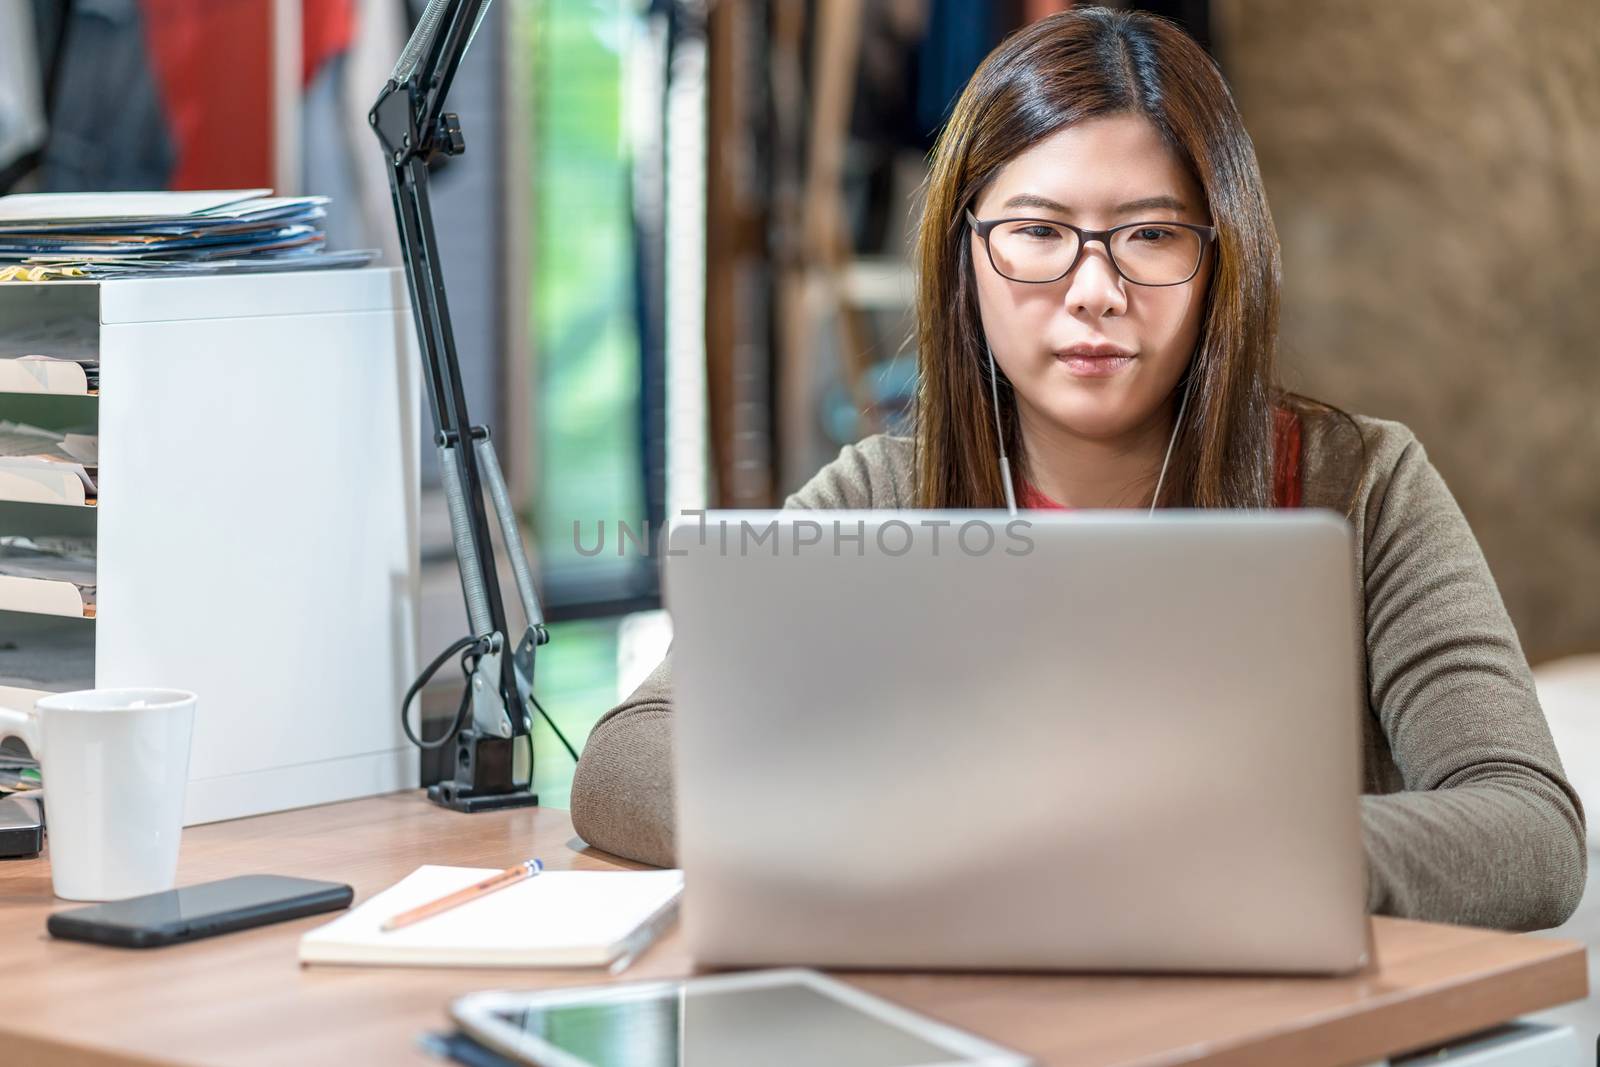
[1016,407,1304,510]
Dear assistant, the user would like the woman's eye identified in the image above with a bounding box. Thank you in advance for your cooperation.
[1017,224,1062,240]
[1130,226,1175,242]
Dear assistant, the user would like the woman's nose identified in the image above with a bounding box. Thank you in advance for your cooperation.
[1063,241,1128,318]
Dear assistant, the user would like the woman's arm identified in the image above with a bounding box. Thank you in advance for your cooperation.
[1360,432,1586,929]
[570,651,679,866]
[569,437,904,864]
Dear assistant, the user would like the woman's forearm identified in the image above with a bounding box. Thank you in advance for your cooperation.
[1362,770,1585,930]
[570,652,678,866]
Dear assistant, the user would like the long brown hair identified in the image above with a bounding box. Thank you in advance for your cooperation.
[914,7,1284,509]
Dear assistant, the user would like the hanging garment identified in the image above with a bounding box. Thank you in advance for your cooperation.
[0,0,47,181]
[39,0,175,191]
[139,0,272,189]
[303,0,356,88]
[301,0,404,261]
[914,0,1008,141]
[340,0,406,262]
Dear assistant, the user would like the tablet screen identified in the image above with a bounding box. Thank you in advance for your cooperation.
[471,972,1022,1067]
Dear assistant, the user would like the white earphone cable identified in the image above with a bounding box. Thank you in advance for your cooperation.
[986,342,1190,518]
[986,345,1018,516]
[1148,375,1192,516]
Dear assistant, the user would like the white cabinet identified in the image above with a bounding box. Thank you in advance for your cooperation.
[0,268,420,824]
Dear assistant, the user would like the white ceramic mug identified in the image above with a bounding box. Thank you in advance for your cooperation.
[0,688,195,900]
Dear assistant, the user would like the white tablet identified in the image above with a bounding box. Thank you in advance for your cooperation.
[449,968,1032,1067]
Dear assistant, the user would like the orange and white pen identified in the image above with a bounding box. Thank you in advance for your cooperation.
[380,858,544,932]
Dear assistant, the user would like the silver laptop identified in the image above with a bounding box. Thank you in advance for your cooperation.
[665,510,1369,975]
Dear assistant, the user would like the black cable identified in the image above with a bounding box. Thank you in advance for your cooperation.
[530,693,579,762]
[402,635,580,764]
[401,634,487,750]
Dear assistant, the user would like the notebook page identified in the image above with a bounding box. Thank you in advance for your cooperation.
[300,865,684,966]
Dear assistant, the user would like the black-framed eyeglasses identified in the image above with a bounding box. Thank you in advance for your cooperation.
[965,209,1216,287]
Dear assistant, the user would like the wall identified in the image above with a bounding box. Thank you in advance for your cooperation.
[1215,1,1600,662]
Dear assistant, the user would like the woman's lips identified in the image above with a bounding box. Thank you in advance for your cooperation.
[1055,349,1136,377]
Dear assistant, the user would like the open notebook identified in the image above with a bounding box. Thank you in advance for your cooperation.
[298,865,683,969]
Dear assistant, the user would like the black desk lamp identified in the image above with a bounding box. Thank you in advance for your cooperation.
[370,0,557,812]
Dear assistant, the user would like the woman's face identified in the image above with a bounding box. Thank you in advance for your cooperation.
[971,113,1213,442]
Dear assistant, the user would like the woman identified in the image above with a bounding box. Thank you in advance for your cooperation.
[572,7,1584,931]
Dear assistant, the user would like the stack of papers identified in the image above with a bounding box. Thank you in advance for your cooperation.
[0,421,96,504]
[0,534,96,614]
[0,317,101,394]
[0,190,378,279]
[0,355,98,395]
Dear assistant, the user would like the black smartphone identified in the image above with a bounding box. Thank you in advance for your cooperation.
[46,874,353,948]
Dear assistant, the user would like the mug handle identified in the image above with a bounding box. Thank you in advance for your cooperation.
[0,704,41,761]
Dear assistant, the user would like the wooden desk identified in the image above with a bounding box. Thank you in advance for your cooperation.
[0,793,1586,1067]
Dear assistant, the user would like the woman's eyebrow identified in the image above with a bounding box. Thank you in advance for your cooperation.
[1114,194,1187,214]
[999,193,1188,215]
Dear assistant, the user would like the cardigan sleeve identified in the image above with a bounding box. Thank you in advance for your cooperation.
[1358,430,1586,929]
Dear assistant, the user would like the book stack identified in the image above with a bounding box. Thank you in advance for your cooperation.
[0,190,377,280]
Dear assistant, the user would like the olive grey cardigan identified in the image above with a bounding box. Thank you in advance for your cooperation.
[570,411,1586,931]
